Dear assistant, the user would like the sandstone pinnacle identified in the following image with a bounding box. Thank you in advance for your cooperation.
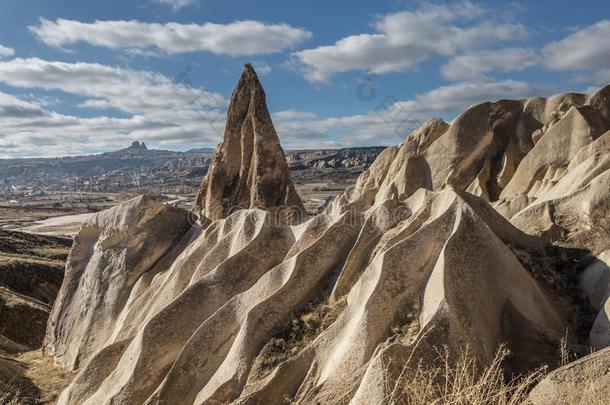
[196,64,304,221]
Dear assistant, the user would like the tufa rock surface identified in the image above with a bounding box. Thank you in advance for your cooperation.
[43,82,610,404]
[195,64,304,221]
[529,347,610,404]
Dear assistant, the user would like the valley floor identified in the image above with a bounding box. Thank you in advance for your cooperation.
[0,350,74,404]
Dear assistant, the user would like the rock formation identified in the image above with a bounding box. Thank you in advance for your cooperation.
[128,141,147,151]
[196,64,304,221]
[285,147,385,170]
[43,81,610,404]
[44,195,194,370]
[529,347,610,404]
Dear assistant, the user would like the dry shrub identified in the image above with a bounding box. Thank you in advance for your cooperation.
[552,331,606,404]
[252,299,346,379]
[559,332,575,367]
[0,379,36,405]
[0,392,25,405]
[383,345,545,405]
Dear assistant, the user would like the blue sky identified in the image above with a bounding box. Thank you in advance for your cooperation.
[0,0,609,157]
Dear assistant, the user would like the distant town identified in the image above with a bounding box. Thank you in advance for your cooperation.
[0,141,213,197]
[0,142,385,215]
[0,142,386,195]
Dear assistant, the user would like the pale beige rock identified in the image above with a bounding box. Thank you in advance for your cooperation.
[44,81,610,404]
[351,98,549,207]
[586,84,610,126]
[48,187,569,405]
[196,64,304,220]
[529,347,610,405]
[351,145,400,205]
[499,106,606,205]
[195,64,303,221]
[44,195,193,370]
[504,130,610,249]
[543,92,587,122]
[410,117,449,153]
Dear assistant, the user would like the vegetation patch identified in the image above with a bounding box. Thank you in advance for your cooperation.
[251,298,346,380]
[508,242,596,346]
[20,350,74,404]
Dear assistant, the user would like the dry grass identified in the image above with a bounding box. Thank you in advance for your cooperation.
[18,350,74,404]
[31,248,69,262]
[253,298,346,379]
[374,329,543,405]
[377,327,609,405]
[559,332,576,367]
[383,345,544,405]
[0,391,28,405]
[0,364,38,405]
[543,339,607,405]
[0,378,22,405]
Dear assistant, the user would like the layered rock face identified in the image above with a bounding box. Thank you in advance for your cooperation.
[196,64,304,221]
[45,82,610,404]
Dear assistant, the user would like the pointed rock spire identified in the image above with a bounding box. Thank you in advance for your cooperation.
[196,64,304,221]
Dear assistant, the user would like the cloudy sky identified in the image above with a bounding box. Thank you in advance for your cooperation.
[0,0,609,158]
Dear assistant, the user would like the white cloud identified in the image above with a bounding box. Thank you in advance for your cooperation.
[0,58,231,158]
[30,18,312,56]
[571,68,610,86]
[274,79,550,148]
[591,68,610,85]
[399,80,550,112]
[291,2,527,82]
[0,92,46,119]
[273,110,317,121]
[0,44,15,58]
[441,19,610,83]
[543,20,610,71]
[0,58,225,115]
[0,71,551,157]
[441,48,541,80]
[0,89,228,158]
[152,0,200,10]
[251,61,272,76]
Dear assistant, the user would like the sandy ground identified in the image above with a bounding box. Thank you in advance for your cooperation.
[19,213,95,237]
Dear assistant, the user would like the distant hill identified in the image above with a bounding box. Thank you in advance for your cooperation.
[0,142,214,190]
[285,146,386,169]
[0,144,385,192]
[186,147,216,154]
